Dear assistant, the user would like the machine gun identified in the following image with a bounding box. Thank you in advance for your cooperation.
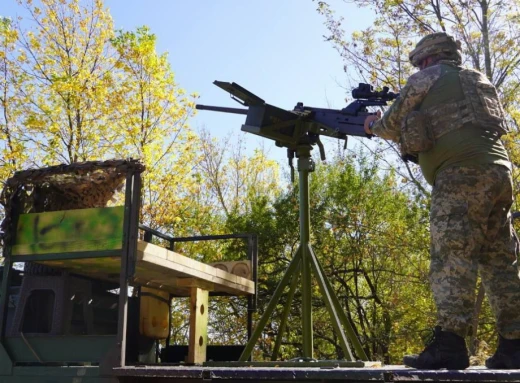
[197,81,400,363]
[196,81,399,163]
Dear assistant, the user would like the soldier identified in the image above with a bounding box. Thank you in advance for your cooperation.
[364,32,520,369]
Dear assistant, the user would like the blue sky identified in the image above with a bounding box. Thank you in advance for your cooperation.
[1,0,375,166]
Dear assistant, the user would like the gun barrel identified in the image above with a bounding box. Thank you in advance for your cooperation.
[196,104,248,115]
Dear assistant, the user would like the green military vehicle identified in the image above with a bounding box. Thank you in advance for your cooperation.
[0,159,258,382]
[1,159,518,382]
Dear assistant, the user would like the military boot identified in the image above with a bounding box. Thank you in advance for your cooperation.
[486,336,520,369]
[403,326,469,370]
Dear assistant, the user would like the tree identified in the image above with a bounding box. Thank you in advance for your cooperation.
[316,0,520,187]
[195,129,281,219]
[13,0,117,164]
[109,26,199,231]
[1,1,200,233]
[0,16,27,184]
[302,151,432,363]
[164,132,284,353]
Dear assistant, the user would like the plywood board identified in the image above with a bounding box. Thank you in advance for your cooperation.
[12,207,124,256]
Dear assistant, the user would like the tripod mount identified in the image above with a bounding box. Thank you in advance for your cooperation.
[196,81,398,361]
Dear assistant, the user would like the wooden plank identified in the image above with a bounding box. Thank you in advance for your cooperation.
[139,252,254,295]
[12,207,124,256]
[23,239,255,296]
[175,278,215,291]
[137,242,254,289]
[187,287,209,364]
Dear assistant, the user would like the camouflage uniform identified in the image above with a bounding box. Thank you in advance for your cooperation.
[371,37,520,340]
[431,165,520,339]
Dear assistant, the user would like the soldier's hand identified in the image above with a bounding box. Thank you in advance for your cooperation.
[364,110,382,135]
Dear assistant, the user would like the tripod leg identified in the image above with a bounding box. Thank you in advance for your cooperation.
[309,246,368,360]
[271,263,301,361]
[239,249,302,361]
[307,244,355,360]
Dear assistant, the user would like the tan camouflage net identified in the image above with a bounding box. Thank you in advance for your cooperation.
[0,159,145,248]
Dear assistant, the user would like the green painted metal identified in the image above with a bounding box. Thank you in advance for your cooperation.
[0,257,14,377]
[298,149,314,358]
[2,366,118,383]
[308,245,354,360]
[271,263,300,361]
[114,173,140,369]
[4,336,117,363]
[0,341,13,376]
[240,144,370,363]
[12,206,125,256]
[312,247,369,360]
[239,254,302,361]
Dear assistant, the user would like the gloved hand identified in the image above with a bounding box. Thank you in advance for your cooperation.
[364,110,382,135]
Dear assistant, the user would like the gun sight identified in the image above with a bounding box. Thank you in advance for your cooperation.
[352,83,399,101]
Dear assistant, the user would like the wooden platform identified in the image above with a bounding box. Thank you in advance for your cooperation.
[36,240,255,297]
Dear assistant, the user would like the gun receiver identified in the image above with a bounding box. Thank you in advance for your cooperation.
[196,81,398,153]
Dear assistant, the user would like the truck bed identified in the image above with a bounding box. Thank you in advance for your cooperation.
[113,364,520,382]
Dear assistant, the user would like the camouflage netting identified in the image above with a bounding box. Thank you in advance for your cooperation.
[0,159,145,249]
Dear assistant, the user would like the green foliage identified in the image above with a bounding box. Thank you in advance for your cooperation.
[306,152,432,363]
[210,148,432,363]
[0,0,199,236]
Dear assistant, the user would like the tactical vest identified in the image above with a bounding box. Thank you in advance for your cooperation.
[421,66,507,139]
[400,64,507,160]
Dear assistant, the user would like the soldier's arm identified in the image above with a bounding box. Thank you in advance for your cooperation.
[371,66,443,142]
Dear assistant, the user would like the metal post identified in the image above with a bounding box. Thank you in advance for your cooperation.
[0,193,20,342]
[0,258,12,340]
[297,145,314,358]
[239,142,368,363]
[247,235,254,343]
[115,172,135,367]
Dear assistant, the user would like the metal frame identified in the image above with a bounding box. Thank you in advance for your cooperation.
[238,142,368,362]
[138,226,258,346]
[0,188,21,375]
[0,160,259,378]
[0,166,143,376]
[113,170,142,367]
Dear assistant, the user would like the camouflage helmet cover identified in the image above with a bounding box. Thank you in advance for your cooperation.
[409,32,462,67]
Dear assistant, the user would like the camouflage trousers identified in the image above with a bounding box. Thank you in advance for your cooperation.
[430,164,520,339]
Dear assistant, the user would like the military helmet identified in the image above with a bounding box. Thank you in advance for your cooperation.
[409,32,462,67]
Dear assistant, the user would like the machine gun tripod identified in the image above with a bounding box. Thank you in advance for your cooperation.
[197,81,398,362]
